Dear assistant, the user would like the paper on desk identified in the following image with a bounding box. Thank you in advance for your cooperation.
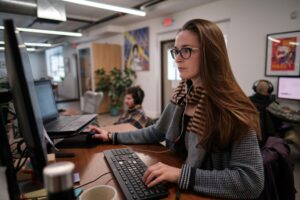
[22,188,47,200]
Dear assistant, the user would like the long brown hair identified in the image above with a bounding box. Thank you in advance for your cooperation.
[180,19,260,151]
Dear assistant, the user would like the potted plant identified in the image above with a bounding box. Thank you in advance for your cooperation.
[95,67,136,116]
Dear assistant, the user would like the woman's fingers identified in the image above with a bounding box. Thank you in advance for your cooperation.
[147,174,164,188]
[143,162,166,187]
[143,162,181,187]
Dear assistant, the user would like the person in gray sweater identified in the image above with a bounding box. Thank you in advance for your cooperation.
[87,19,264,199]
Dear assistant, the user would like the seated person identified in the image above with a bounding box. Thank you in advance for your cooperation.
[249,80,285,145]
[250,79,275,109]
[114,86,148,129]
[86,19,264,199]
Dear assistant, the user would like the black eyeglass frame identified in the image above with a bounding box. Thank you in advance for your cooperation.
[170,47,200,60]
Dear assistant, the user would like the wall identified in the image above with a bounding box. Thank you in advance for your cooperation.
[0,51,47,80]
[56,46,79,99]
[27,52,47,80]
[101,0,300,116]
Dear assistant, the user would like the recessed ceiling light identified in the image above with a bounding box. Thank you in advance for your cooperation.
[0,26,82,37]
[63,0,146,16]
[0,46,36,51]
[0,41,52,47]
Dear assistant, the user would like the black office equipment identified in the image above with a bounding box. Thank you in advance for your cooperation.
[34,80,97,135]
[4,19,48,183]
[55,132,103,148]
[0,90,20,200]
[104,148,169,200]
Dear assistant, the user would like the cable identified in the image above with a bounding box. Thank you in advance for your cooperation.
[104,177,114,185]
[175,187,181,200]
[73,171,111,190]
[174,82,193,144]
[14,147,29,172]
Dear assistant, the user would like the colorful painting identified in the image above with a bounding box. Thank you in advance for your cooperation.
[265,30,300,76]
[124,27,149,71]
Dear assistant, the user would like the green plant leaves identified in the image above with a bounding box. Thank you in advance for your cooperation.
[95,67,136,107]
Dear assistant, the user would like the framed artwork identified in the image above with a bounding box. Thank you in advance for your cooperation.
[124,27,149,71]
[265,30,300,77]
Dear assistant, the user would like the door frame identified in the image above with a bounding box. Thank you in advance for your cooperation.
[160,39,175,112]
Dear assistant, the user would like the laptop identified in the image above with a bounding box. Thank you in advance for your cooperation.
[34,80,97,136]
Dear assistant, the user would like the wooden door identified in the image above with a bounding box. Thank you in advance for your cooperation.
[92,43,121,113]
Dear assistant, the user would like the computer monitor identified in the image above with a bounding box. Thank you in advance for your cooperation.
[277,77,300,101]
[34,80,59,123]
[4,19,48,181]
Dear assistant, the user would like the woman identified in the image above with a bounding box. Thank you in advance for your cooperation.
[87,19,264,199]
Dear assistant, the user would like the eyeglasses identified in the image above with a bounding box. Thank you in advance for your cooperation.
[170,47,200,60]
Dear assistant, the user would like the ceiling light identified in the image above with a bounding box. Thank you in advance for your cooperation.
[0,26,82,37]
[26,47,36,51]
[289,42,300,46]
[0,46,36,51]
[5,0,36,8]
[268,36,280,43]
[0,41,52,47]
[63,0,146,16]
[25,42,52,47]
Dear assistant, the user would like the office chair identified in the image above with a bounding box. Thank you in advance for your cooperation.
[81,91,104,114]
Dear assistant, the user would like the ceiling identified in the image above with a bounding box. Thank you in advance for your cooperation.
[0,0,217,50]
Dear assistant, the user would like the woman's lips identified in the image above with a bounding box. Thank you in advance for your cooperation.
[178,67,186,72]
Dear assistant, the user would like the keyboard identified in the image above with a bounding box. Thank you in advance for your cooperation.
[104,148,169,200]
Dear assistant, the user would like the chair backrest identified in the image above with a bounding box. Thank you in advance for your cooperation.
[257,137,296,200]
[82,91,104,114]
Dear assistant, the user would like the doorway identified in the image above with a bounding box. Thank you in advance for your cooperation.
[161,39,181,111]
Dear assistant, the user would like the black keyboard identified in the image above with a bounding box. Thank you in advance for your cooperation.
[104,148,169,200]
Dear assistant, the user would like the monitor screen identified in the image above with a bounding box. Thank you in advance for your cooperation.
[34,80,59,123]
[277,77,300,101]
[4,19,48,181]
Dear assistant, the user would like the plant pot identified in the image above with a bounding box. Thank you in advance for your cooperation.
[109,106,120,116]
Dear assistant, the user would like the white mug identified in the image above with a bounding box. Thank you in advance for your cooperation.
[79,185,119,200]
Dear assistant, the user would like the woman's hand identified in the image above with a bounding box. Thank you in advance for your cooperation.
[143,162,181,188]
[84,125,110,142]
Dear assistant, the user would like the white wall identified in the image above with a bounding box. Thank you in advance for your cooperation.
[89,0,300,116]
[28,52,47,80]
[56,46,79,99]
[0,51,47,80]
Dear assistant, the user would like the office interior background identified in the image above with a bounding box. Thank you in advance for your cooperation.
[0,0,300,199]
[0,0,299,118]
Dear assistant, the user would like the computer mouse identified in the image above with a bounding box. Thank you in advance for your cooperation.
[84,131,103,145]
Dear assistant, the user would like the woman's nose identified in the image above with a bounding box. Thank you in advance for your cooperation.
[175,53,183,63]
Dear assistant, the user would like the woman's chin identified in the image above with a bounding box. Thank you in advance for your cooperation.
[179,74,189,80]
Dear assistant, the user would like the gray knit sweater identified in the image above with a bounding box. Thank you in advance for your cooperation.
[112,102,264,199]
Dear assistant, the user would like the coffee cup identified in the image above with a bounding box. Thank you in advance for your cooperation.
[79,185,119,200]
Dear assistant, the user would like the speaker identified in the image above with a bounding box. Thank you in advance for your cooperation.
[252,80,274,94]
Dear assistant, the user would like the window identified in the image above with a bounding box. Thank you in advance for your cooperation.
[167,50,180,81]
[45,46,65,82]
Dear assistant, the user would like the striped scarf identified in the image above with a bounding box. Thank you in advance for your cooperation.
[171,80,207,136]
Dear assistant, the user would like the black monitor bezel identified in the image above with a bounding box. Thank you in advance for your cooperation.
[4,19,48,181]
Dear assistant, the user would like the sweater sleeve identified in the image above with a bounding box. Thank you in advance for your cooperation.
[112,124,165,144]
[178,131,264,199]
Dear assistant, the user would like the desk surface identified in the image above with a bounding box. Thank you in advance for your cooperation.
[56,124,214,200]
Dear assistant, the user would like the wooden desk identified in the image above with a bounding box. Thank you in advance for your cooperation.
[57,124,214,200]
